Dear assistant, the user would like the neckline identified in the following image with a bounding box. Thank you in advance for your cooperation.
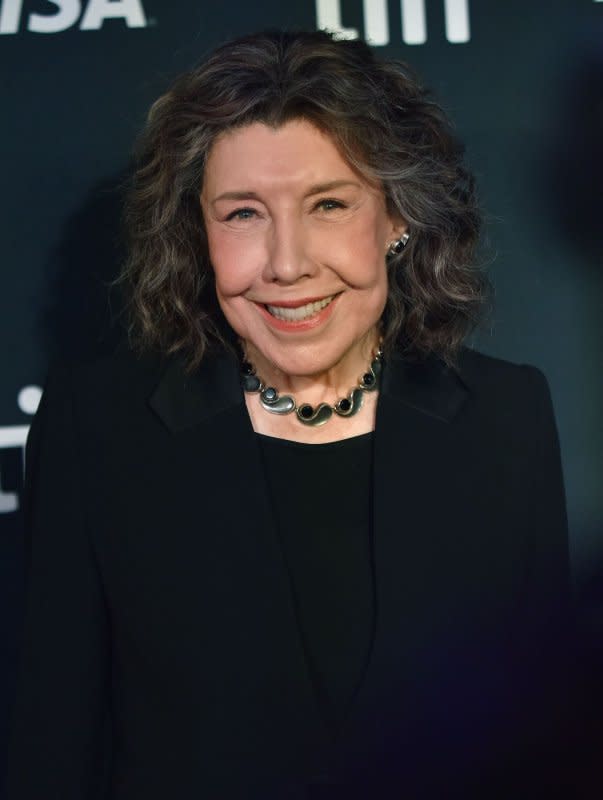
[255,431,374,449]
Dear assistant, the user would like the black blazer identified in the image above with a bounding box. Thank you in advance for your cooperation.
[5,346,586,799]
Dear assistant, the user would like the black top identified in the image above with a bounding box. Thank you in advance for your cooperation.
[257,432,375,735]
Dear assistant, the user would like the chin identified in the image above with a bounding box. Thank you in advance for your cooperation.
[269,344,357,379]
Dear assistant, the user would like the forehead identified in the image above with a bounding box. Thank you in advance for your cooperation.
[202,119,366,194]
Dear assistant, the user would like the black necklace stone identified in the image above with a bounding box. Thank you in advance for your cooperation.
[240,349,383,427]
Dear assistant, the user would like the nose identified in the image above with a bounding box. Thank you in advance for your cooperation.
[263,216,316,284]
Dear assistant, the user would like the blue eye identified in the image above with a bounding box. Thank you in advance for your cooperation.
[226,208,256,221]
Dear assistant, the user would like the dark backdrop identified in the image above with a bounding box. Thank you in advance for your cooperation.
[1,1,602,793]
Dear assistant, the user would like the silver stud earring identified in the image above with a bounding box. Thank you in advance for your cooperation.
[388,232,410,255]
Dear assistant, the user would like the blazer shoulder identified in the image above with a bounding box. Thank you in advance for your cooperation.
[454,347,558,436]
[40,346,169,430]
[47,345,163,393]
[457,345,543,381]
[456,346,550,396]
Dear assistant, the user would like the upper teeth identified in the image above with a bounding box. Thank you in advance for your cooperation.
[266,295,335,322]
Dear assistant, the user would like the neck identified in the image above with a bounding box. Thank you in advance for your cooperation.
[242,328,380,408]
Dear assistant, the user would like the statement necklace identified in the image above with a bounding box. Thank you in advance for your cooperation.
[240,348,383,427]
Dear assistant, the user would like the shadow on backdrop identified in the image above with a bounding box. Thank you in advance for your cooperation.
[38,172,130,366]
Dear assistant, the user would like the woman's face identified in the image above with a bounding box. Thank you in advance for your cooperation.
[200,118,404,379]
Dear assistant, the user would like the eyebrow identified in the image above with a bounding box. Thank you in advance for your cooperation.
[211,180,361,205]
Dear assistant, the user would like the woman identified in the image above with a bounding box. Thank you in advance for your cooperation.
[6,29,587,799]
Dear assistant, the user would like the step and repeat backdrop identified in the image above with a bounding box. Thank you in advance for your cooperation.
[1,0,602,789]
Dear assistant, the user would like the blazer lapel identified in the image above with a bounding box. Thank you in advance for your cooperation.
[371,352,470,662]
[148,351,243,431]
[334,352,471,771]
[147,352,333,771]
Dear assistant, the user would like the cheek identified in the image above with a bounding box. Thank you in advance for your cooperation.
[206,226,263,298]
[321,214,387,289]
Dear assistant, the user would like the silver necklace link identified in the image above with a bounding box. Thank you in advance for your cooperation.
[241,349,383,427]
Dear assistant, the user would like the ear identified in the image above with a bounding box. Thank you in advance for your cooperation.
[391,209,408,237]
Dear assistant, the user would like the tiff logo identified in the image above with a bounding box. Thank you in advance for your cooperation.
[0,386,41,513]
[0,0,148,34]
[316,0,471,45]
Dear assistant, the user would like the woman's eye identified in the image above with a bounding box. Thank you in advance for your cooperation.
[225,208,257,221]
[316,198,345,212]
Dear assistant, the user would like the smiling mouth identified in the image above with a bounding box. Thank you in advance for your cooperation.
[264,295,337,322]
